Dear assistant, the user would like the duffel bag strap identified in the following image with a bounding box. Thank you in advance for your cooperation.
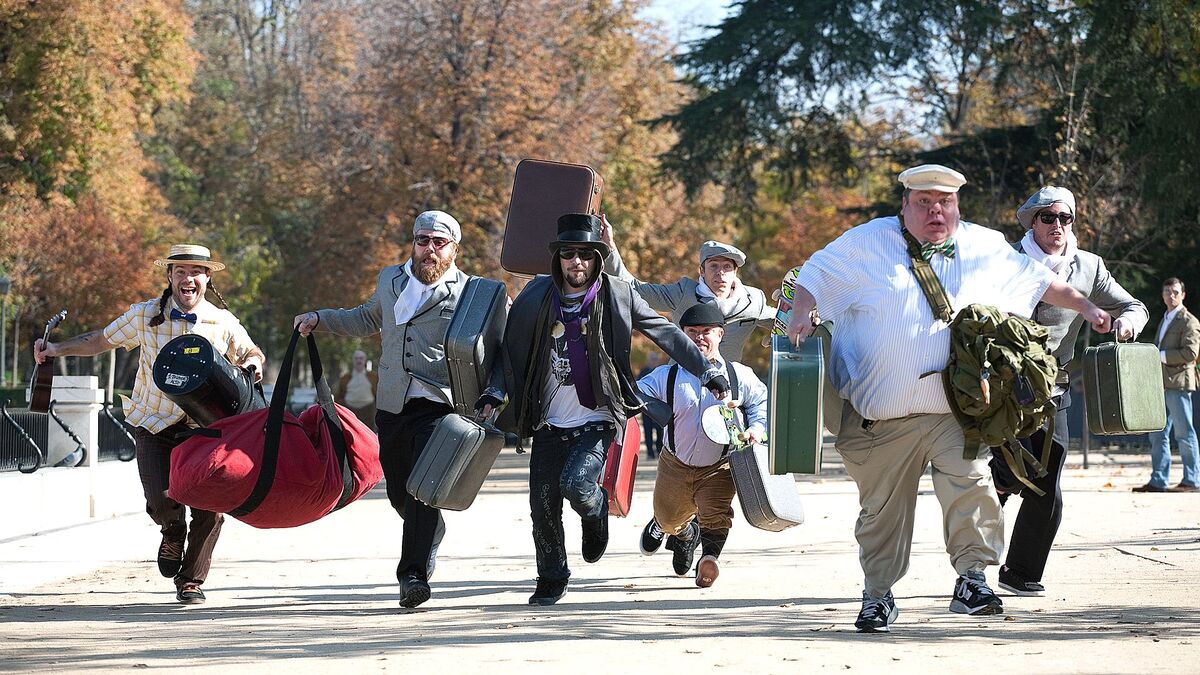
[230,328,303,517]
[305,334,357,511]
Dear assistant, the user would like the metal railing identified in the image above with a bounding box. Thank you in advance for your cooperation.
[98,403,136,462]
[1,400,46,473]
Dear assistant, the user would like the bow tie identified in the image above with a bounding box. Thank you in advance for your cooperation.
[170,308,198,324]
[919,239,956,261]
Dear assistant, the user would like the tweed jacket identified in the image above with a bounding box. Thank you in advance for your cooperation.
[1022,246,1149,382]
[1154,306,1200,391]
[488,273,713,438]
[604,250,774,361]
[316,264,470,414]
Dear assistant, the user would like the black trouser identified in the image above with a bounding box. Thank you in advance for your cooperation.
[643,420,662,458]
[529,422,616,582]
[376,399,452,582]
[133,423,224,588]
[990,402,1070,583]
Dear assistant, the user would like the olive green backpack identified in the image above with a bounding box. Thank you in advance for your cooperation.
[903,227,1059,496]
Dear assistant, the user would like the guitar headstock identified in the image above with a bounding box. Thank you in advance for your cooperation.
[46,309,67,331]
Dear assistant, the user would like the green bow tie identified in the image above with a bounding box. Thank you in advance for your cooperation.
[919,239,956,261]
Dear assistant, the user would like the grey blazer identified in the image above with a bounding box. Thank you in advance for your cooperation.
[604,250,775,361]
[1024,247,1148,378]
[316,264,471,414]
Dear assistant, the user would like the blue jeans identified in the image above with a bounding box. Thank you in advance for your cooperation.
[528,422,616,582]
[1148,389,1200,487]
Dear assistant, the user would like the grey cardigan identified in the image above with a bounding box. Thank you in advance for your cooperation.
[316,264,471,414]
[604,250,775,361]
[1025,247,1148,378]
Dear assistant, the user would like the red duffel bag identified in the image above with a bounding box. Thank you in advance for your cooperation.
[168,329,382,528]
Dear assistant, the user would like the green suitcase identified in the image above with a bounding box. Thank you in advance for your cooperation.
[768,334,825,474]
[1082,341,1167,435]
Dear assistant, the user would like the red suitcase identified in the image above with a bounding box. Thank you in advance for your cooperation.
[501,158,604,276]
[601,418,641,517]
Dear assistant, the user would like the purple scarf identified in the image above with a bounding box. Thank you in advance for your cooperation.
[551,279,602,408]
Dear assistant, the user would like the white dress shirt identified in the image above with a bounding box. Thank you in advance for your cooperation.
[795,216,1056,421]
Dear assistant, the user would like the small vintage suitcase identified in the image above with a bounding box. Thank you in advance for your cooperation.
[444,277,508,417]
[812,321,842,436]
[768,334,825,475]
[729,444,805,532]
[601,418,641,517]
[407,413,505,511]
[1082,341,1167,435]
[502,158,604,276]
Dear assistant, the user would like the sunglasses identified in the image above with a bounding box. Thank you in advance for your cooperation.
[558,247,597,261]
[1036,211,1074,226]
[415,235,454,249]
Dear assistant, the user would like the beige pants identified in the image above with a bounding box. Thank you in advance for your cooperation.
[837,405,1003,599]
[652,449,736,535]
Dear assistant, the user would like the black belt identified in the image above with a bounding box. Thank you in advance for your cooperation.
[542,420,617,442]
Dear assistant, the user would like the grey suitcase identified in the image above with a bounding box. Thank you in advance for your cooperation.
[407,413,505,511]
[730,443,805,532]
[444,277,508,417]
[1082,341,1167,435]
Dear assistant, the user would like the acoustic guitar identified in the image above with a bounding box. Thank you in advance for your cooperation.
[29,309,67,414]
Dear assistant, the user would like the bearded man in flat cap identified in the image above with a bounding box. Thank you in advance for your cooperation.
[786,164,1116,633]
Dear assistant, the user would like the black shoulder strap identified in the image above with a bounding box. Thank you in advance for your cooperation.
[900,223,954,323]
[666,364,678,454]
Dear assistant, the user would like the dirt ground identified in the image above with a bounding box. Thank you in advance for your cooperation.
[1,450,1197,673]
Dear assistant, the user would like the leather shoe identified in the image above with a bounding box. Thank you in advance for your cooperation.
[1168,483,1199,493]
[581,500,609,563]
[176,582,206,604]
[399,574,431,608]
[1132,483,1167,493]
[157,531,185,578]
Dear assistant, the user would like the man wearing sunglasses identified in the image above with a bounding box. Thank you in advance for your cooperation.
[476,213,729,606]
[992,186,1147,598]
[294,210,469,609]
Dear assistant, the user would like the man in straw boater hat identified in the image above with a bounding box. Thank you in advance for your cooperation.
[785,164,1117,632]
[35,244,264,605]
[476,213,730,606]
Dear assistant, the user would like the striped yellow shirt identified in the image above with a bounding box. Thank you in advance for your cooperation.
[103,297,259,433]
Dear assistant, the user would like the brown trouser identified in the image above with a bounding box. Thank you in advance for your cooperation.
[133,423,224,588]
[837,406,1003,599]
[652,448,736,536]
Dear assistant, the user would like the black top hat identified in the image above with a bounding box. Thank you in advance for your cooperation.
[548,213,611,259]
[679,302,726,328]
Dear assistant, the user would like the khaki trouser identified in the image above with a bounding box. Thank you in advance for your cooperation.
[837,405,1003,599]
[652,448,736,535]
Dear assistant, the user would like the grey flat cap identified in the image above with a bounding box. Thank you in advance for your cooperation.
[413,210,462,243]
[699,240,746,267]
[1017,186,1076,229]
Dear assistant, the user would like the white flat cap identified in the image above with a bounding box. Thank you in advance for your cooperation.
[1016,186,1076,229]
[413,210,461,243]
[699,240,746,267]
[898,164,967,193]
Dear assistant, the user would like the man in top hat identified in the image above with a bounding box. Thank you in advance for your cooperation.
[599,220,774,362]
[992,186,1146,596]
[294,210,470,609]
[785,164,1115,632]
[476,213,729,606]
[34,244,264,604]
[636,302,768,587]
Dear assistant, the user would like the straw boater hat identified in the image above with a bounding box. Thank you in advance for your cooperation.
[153,244,226,272]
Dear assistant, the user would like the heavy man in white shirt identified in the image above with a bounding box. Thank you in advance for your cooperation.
[636,303,768,588]
[786,164,1113,633]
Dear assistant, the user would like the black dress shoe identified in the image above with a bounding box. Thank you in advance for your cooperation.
[399,574,431,608]
[1168,483,1199,493]
[581,500,609,563]
[528,578,568,606]
[665,520,700,576]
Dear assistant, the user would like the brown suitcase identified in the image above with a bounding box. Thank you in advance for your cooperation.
[502,158,603,276]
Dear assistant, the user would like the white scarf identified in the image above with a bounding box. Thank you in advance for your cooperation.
[696,277,743,316]
[394,260,458,325]
[1020,229,1078,278]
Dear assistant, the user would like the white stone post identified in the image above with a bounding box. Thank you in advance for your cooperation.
[45,375,104,467]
